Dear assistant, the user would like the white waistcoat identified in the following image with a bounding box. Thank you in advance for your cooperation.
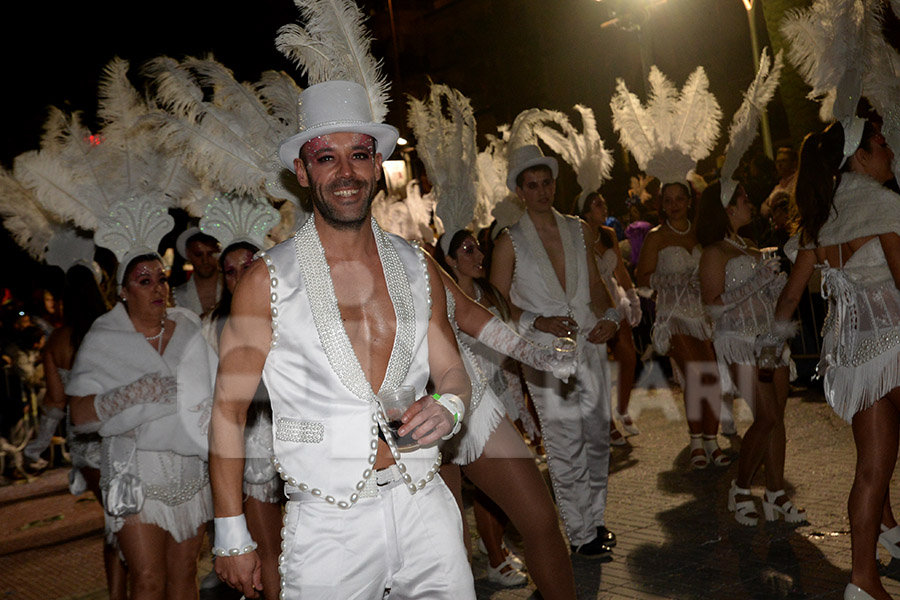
[260,217,440,510]
[508,210,593,346]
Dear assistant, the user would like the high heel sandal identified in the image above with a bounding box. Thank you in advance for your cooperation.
[844,583,876,600]
[728,479,759,526]
[702,434,731,467]
[761,489,806,523]
[610,426,627,446]
[615,407,640,436]
[689,434,708,469]
[878,524,900,559]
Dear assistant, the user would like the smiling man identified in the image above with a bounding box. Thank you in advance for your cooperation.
[490,143,621,560]
[207,80,475,599]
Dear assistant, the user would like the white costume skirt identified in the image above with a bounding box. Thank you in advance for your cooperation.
[447,385,506,466]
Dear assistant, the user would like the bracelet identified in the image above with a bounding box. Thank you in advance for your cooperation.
[433,393,465,440]
[518,311,539,334]
[212,514,258,557]
[600,308,621,329]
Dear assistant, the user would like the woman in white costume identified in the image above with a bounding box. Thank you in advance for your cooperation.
[200,195,283,598]
[612,65,729,469]
[581,191,641,443]
[69,200,217,600]
[774,119,900,600]
[698,182,804,527]
[434,233,577,599]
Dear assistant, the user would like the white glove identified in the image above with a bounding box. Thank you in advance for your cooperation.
[625,288,642,328]
[477,316,576,380]
[94,373,177,422]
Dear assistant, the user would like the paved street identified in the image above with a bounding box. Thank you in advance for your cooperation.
[3,373,900,599]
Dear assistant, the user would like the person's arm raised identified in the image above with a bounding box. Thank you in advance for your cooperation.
[209,258,271,599]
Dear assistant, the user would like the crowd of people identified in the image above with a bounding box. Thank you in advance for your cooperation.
[3,1,900,600]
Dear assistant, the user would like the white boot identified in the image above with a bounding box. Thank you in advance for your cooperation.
[23,406,65,467]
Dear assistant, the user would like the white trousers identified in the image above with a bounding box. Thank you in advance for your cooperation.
[279,476,475,599]
[523,342,611,546]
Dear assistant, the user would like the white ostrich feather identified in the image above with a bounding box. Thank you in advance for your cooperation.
[407,83,477,247]
[720,49,784,191]
[474,132,510,230]
[534,104,614,210]
[144,56,300,204]
[276,0,390,122]
[507,108,548,153]
[0,166,58,260]
[611,65,721,184]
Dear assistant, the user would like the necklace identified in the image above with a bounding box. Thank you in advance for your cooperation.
[666,219,691,235]
[145,321,165,353]
[724,236,748,250]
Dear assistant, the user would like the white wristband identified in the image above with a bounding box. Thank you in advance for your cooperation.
[600,308,621,330]
[433,393,465,440]
[212,514,257,557]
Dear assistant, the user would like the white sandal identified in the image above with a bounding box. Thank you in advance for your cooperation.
[615,407,640,436]
[486,555,528,586]
[689,434,708,469]
[703,434,731,467]
[728,480,759,526]
[762,489,806,523]
[878,524,900,559]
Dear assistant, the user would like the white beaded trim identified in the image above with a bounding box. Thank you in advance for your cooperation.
[212,541,258,557]
[275,418,324,444]
[260,250,280,350]
[445,287,486,412]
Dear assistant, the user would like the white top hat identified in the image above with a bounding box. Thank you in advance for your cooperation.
[506,144,558,192]
[176,226,202,260]
[278,81,400,172]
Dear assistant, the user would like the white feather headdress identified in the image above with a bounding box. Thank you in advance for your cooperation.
[720,49,784,206]
[199,194,281,252]
[276,0,390,122]
[11,59,198,281]
[407,83,477,256]
[475,130,513,231]
[781,0,875,163]
[144,56,304,207]
[533,105,614,212]
[611,66,722,185]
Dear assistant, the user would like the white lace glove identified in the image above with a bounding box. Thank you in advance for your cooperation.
[94,373,178,422]
[624,288,642,328]
[477,316,576,380]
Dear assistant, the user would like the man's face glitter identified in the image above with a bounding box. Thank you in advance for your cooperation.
[293,133,383,231]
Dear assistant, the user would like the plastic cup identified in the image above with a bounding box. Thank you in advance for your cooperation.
[377,386,419,451]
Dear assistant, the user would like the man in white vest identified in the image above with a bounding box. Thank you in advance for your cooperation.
[208,80,475,599]
[173,228,221,316]
[491,144,620,559]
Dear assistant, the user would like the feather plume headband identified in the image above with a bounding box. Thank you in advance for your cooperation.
[276,0,390,123]
[611,66,721,185]
[781,0,873,162]
[475,131,512,231]
[407,83,478,256]
[144,56,303,206]
[534,105,614,212]
[720,49,784,206]
[199,194,281,252]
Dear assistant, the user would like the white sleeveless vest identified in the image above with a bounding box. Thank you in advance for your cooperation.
[260,216,441,510]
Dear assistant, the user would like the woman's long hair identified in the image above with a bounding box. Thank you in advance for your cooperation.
[695,181,734,248]
[435,230,511,322]
[580,191,617,249]
[63,265,109,351]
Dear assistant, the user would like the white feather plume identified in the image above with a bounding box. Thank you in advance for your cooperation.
[0,166,59,260]
[534,104,614,210]
[474,132,511,230]
[407,83,477,245]
[144,56,302,205]
[720,49,784,187]
[611,65,721,184]
[507,109,547,154]
[276,0,390,122]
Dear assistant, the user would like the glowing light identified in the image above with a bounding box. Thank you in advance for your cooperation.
[742,0,753,10]
[397,137,408,145]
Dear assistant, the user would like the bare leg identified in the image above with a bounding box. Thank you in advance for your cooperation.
[440,463,472,559]
[245,497,283,599]
[164,523,206,600]
[116,520,169,600]
[462,418,576,600]
[762,366,790,494]
[82,466,127,600]
[609,323,637,418]
[669,335,721,436]
[472,489,512,569]
[849,390,900,600]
